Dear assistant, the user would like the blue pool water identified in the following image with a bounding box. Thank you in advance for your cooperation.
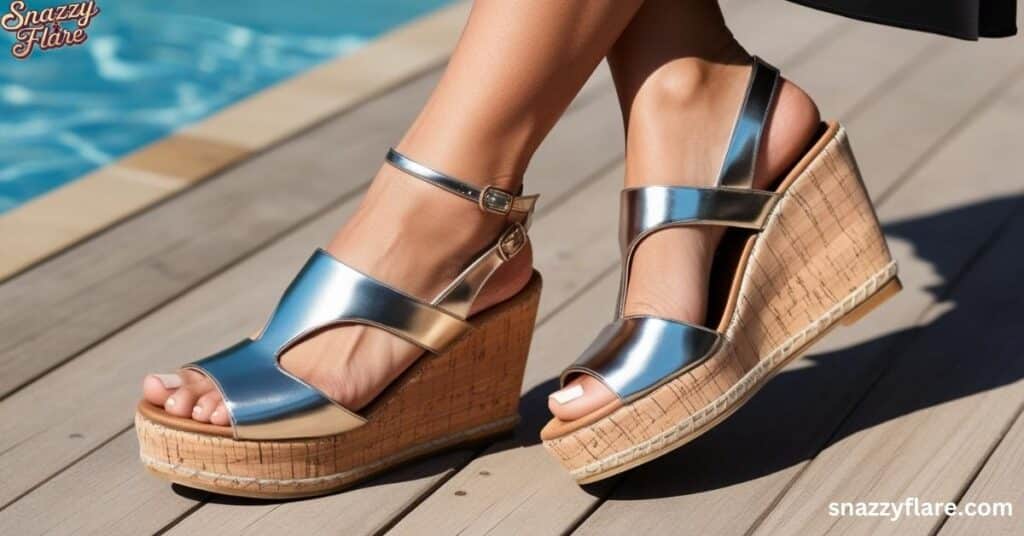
[0,0,452,214]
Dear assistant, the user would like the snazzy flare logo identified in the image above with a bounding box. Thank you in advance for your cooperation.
[1,1,100,59]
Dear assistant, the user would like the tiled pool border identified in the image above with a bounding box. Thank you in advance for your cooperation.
[0,2,469,281]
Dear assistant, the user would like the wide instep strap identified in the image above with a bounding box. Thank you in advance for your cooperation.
[386,148,538,216]
[260,250,470,353]
[561,316,722,402]
[187,250,473,440]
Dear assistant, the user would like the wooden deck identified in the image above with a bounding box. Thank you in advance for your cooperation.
[1,0,1022,534]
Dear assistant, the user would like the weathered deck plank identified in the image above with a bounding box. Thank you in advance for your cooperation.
[0,61,619,507]
[0,70,445,399]
[391,274,625,536]
[755,217,1024,535]
[939,402,1024,536]
[0,56,616,401]
[386,6,999,536]
[0,71,622,534]
[0,162,623,536]
[749,74,1024,536]
[0,431,202,535]
[577,61,1024,536]
[163,169,624,535]
[2,0,1022,533]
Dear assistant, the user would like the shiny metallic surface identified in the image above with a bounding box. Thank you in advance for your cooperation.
[716,56,778,189]
[510,194,540,215]
[434,251,504,318]
[435,224,528,317]
[480,185,514,214]
[187,249,471,440]
[615,185,778,315]
[716,56,780,189]
[619,186,778,254]
[386,148,536,214]
[558,57,782,401]
[180,147,544,440]
[387,148,481,202]
[498,223,527,260]
[187,342,366,441]
[561,317,722,402]
[260,249,470,352]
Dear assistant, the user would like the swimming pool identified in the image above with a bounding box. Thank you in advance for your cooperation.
[0,0,452,214]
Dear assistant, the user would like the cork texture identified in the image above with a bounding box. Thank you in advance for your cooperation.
[543,127,899,482]
[136,272,541,499]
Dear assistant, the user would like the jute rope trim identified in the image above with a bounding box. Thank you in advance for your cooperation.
[570,260,898,479]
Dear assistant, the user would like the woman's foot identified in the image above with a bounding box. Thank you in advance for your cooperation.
[548,54,821,421]
[142,164,533,426]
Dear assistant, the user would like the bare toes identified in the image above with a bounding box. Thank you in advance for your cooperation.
[209,402,230,426]
[142,373,183,406]
[165,385,201,417]
[548,375,618,421]
[191,391,222,423]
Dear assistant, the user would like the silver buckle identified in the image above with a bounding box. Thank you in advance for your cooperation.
[497,223,527,260]
[479,186,514,215]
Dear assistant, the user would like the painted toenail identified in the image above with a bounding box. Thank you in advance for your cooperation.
[153,373,182,389]
[192,405,202,416]
[550,384,584,404]
[166,397,176,408]
[211,410,221,420]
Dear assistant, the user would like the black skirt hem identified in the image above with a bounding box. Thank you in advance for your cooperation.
[786,0,1018,41]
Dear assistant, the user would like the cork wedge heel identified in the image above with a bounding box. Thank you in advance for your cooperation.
[136,150,542,499]
[137,273,540,498]
[541,59,899,483]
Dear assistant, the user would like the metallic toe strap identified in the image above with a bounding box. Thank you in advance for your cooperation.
[186,340,366,440]
[186,249,472,440]
[386,148,538,216]
[560,316,722,403]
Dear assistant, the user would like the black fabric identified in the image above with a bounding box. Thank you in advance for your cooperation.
[787,0,1018,40]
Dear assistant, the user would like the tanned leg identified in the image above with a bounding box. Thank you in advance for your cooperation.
[144,0,645,425]
[549,0,821,420]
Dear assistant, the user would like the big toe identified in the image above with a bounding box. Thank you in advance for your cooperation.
[142,373,183,406]
[548,375,618,422]
[149,370,218,419]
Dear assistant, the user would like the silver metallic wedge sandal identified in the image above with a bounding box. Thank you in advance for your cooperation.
[136,150,542,499]
[541,57,901,483]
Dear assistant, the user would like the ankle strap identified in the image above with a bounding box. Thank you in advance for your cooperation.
[715,56,781,189]
[386,148,538,216]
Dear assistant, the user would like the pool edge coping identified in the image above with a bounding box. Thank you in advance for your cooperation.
[0,2,470,282]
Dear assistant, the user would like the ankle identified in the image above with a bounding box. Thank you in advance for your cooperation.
[624,56,748,188]
[397,118,529,192]
[638,46,750,103]
[327,164,528,302]
[624,55,820,190]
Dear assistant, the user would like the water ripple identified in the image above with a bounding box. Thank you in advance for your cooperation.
[0,0,451,214]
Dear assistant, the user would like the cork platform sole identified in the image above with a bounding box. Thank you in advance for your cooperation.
[542,124,900,483]
[136,272,541,499]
